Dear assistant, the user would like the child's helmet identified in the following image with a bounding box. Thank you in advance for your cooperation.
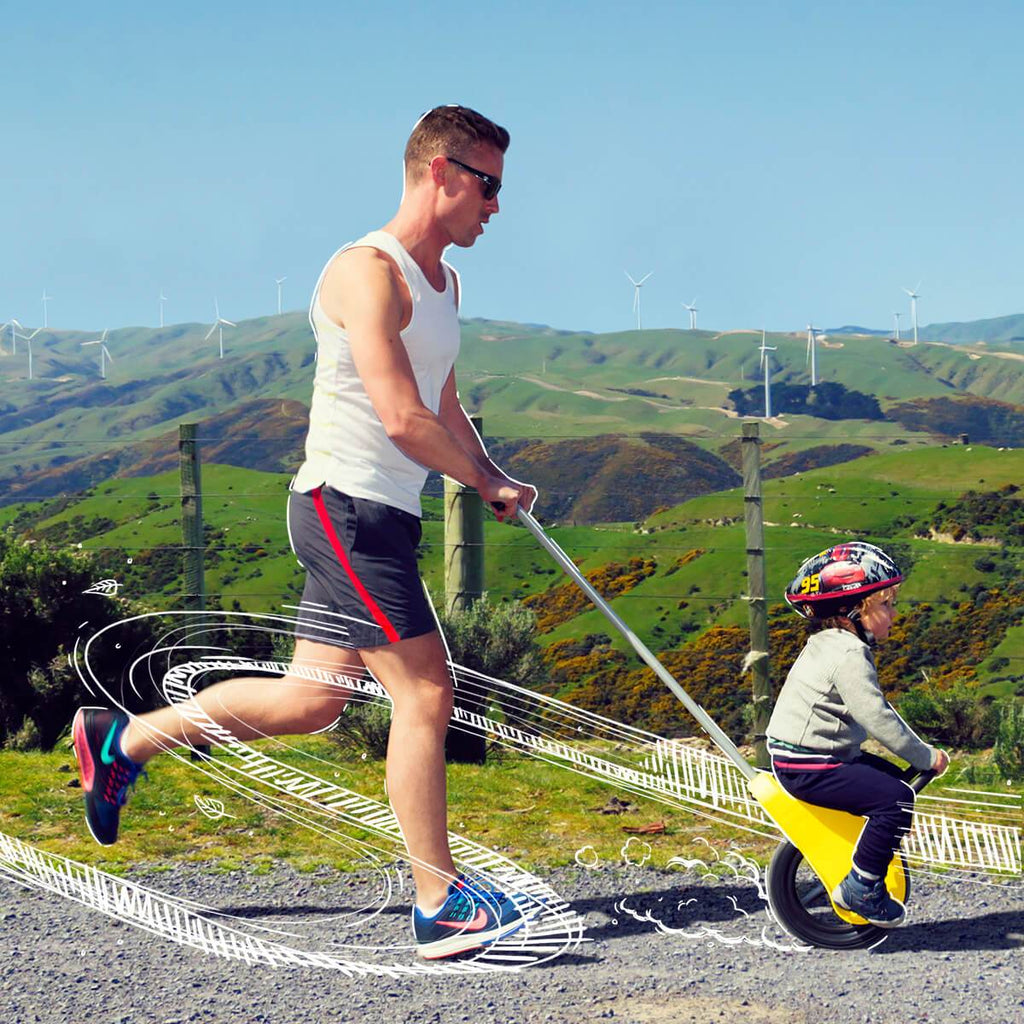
[785,541,903,618]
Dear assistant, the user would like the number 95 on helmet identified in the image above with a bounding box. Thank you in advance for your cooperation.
[784,541,903,617]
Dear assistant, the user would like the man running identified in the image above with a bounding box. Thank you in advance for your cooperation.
[73,104,537,960]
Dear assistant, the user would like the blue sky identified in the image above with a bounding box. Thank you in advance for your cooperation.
[2,0,1022,335]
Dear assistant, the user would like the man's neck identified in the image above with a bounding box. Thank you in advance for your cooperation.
[382,204,450,282]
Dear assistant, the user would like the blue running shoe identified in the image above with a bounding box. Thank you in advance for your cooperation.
[72,707,146,846]
[832,869,906,928]
[413,874,527,959]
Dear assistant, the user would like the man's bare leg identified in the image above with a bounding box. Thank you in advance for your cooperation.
[118,631,456,911]
[119,638,361,764]
[359,630,457,911]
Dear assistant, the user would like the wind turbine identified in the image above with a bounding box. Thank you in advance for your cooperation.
[806,323,820,386]
[275,277,287,315]
[893,312,901,340]
[206,299,236,359]
[41,290,52,328]
[683,298,698,330]
[159,289,168,328]
[758,330,778,419]
[1,319,19,355]
[24,328,41,380]
[82,329,113,379]
[625,271,652,330]
[1,318,29,356]
[903,283,921,345]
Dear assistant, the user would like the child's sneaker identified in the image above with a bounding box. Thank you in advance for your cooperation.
[413,874,527,959]
[72,707,146,846]
[831,868,906,927]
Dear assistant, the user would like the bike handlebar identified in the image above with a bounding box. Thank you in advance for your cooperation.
[904,768,937,794]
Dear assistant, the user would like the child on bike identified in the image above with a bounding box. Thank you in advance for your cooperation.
[766,541,949,926]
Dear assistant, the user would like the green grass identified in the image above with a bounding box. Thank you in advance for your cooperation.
[649,445,1024,533]
[0,738,759,874]
[5,735,1020,876]
[0,465,302,609]
[977,625,1024,697]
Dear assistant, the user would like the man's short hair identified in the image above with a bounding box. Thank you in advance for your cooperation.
[404,105,510,180]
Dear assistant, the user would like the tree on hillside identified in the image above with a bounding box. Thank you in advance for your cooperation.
[915,485,1024,544]
[728,382,883,421]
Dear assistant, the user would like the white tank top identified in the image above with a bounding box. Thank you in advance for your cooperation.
[291,230,461,516]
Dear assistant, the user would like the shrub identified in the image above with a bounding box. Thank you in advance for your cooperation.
[435,595,549,763]
[879,585,1023,697]
[524,558,656,632]
[330,699,392,760]
[434,595,548,687]
[6,715,41,751]
[329,597,549,764]
[0,536,161,749]
[898,679,998,750]
[543,633,622,692]
[664,548,705,577]
[993,699,1024,782]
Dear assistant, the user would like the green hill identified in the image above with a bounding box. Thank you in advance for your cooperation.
[1,443,1020,749]
[1,399,308,505]
[4,310,1024,745]
[2,446,1019,689]
[921,313,1024,345]
[4,316,1024,532]
[4,315,1024,469]
[887,395,1024,445]
[483,434,740,523]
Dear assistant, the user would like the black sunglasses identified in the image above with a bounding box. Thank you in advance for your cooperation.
[447,157,502,201]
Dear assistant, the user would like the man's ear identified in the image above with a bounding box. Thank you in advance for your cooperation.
[428,155,449,189]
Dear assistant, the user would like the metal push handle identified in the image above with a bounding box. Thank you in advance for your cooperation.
[516,507,755,780]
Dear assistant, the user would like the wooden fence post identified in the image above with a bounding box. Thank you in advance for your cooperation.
[179,423,209,759]
[444,417,485,615]
[742,421,771,769]
[179,423,205,612]
[443,416,487,764]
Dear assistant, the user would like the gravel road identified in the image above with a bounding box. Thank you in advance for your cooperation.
[1,856,1022,1024]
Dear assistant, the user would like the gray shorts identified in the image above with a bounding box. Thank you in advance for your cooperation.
[287,485,437,650]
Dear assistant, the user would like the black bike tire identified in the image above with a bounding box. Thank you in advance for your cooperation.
[767,841,908,950]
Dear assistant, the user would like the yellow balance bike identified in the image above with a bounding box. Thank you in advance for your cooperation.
[755,767,934,948]
[519,508,931,950]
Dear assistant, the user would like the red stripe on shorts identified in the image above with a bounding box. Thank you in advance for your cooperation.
[310,487,401,644]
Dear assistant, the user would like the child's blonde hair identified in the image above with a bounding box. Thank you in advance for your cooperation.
[806,584,900,634]
[860,585,900,614]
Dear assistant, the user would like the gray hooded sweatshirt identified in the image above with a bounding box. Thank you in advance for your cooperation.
[767,628,936,771]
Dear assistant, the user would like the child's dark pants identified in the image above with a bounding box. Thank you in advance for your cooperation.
[772,751,916,878]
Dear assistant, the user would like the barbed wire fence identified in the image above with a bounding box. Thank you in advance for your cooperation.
[0,427,1019,614]
[0,424,1020,739]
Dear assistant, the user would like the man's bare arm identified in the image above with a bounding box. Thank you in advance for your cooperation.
[320,249,518,507]
[437,370,537,517]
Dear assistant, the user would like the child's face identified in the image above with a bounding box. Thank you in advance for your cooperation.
[861,592,897,640]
